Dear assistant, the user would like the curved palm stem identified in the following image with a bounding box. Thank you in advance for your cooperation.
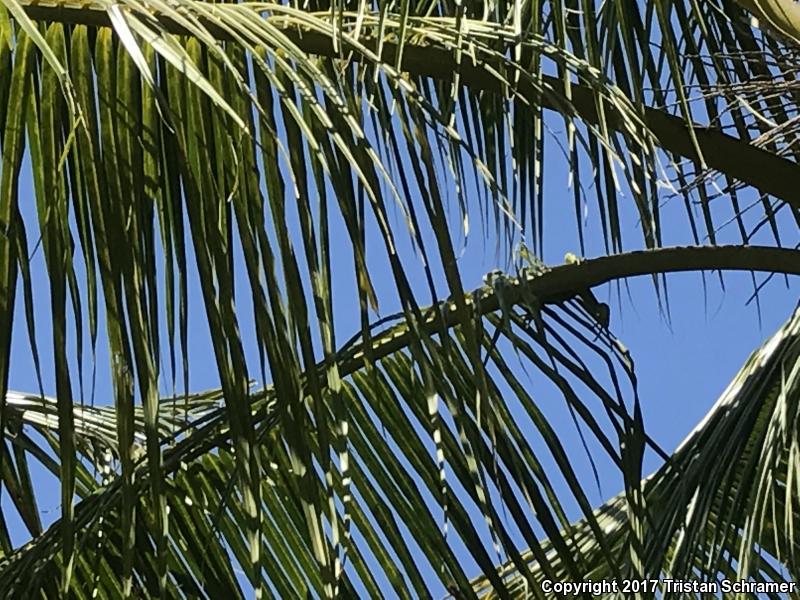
[0,0,797,594]
[13,0,800,212]
[1,246,798,596]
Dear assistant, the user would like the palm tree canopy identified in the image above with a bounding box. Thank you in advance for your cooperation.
[0,0,798,596]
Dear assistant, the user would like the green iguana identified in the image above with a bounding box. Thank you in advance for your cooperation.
[515,241,548,278]
[564,252,610,330]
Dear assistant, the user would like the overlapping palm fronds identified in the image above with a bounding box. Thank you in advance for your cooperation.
[0,388,223,535]
[473,302,800,598]
[0,249,796,596]
[0,276,653,596]
[0,0,798,596]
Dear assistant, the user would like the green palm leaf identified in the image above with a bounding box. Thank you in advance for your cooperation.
[0,0,797,596]
[474,302,800,598]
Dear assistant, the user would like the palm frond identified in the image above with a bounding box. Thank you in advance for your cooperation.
[0,0,797,596]
[474,302,800,598]
[1,248,797,595]
[0,268,646,596]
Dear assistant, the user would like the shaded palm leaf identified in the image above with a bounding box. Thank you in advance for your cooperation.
[474,302,800,598]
